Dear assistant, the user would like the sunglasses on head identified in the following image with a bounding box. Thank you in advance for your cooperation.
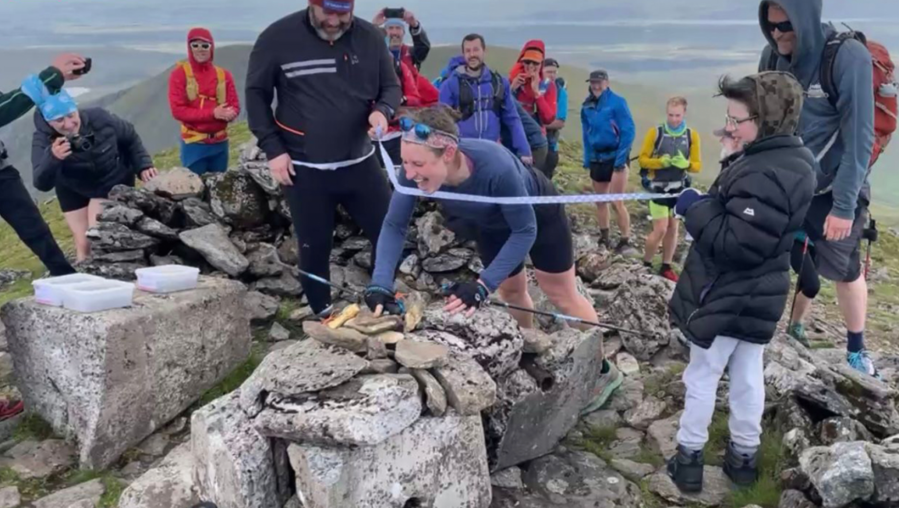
[190,42,211,50]
[399,117,459,144]
[769,20,793,33]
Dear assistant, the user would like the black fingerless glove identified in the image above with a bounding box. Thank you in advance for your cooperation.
[445,281,490,309]
[363,285,405,316]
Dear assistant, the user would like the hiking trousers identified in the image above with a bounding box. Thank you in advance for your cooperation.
[677,336,765,452]
[282,155,391,314]
[0,167,75,276]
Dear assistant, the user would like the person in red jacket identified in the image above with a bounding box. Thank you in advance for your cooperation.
[375,49,432,167]
[168,27,240,175]
[509,40,557,171]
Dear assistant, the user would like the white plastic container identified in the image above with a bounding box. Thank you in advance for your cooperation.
[32,273,105,307]
[61,280,135,313]
[134,265,200,294]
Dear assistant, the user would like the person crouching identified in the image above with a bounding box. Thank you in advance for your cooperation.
[666,71,815,492]
[31,91,158,262]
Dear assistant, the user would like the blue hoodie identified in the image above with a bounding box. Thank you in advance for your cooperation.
[439,60,531,158]
[759,0,874,220]
[580,87,636,168]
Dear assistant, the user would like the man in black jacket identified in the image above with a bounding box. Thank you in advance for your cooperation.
[373,7,431,71]
[246,0,401,317]
[666,72,815,493]
[0,54,87,277]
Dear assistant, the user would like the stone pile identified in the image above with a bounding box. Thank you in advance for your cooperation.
[80,139,484,303]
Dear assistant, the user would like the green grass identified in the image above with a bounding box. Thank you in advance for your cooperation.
[197,341,265,406]
[13,413,55,442]
[704,411,731,467]
[0,466,124,505]
[98,475,126,508]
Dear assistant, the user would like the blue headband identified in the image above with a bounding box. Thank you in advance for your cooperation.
[40,90,78,122]
[384,18,406,29]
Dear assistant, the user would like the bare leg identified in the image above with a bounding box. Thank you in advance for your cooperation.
[610,169,631,238]
[661,216,680,264]
[837,276,867,334]
[644,218,669,264]
[593,180,611,230]
[534,266,599,332]
[496,270,535,329]
[63,207,91,262]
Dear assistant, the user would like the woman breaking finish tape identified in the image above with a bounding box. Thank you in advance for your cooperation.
[366,105,598,330]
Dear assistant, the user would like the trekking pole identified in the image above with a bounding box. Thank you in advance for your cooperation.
[789,236,810,323]
[486,300,651,337]
[296,268,363,299]
[863,218,878,280]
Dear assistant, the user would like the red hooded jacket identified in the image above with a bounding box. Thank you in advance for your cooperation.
[168,28,240,143]
[509,40,557,129]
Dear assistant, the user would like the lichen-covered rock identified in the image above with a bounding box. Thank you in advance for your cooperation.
[97,204,144,226]
[135,216,179,240]
[246,243,288,278]
[866,443,899,504]
[108,184,177,224]
[180,197,219,228]
[606,272,674,361]
[288,413,491,508]
[416,211,456,257]
[800,442,874,508]
[118,442,199,508]
[239,339,368,417]
[432,351,497,416]
[253,272,302,298]
[1,278,252,469]
[143,167,205,200]
[419,305,523,378]
[86,222,159,252]
[207,170,270,229]
[191,393,280,508]
[254,374,422,446]
[179,224,249,277]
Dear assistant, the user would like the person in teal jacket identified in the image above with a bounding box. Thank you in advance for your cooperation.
[581,69,636,254]
[543,58,567,179]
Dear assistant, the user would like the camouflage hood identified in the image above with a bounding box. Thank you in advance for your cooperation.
[749,71,804,139]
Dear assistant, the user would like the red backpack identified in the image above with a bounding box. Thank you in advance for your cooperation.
[819,31,897,168]
[766,29,898,168]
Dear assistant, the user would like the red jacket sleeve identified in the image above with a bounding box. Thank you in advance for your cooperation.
[225,70,241,114]
[416,75,440,106]
[536,81,557,126]
[400,63,423,107]
[168,66,216,124]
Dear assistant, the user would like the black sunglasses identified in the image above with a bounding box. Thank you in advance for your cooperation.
[769,20,793,33]
[190,42,211,50]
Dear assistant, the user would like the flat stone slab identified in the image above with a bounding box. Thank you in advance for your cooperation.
[432,351,497,416]
[396,340,449,369]
[288,413,491,508]
[254,374,422,446]
[33,479,104,508]
[648,465,731,507]
[0,439,75,479]
[239,339,369,416]
[0,278,252,469]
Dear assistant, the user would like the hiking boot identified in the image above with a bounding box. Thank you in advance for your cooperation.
[581,359,624,415]
[667,445,704,493]
[848,350,882,380]
[614,239,639,257]
[659,266,679,282]
[598,236,611,250]
[787,323,811,348]
[723,442,759,487]
[314,305,335,322]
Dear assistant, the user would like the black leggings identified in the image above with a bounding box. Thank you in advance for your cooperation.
[0,167,74,276]
[791,239,820,300]
[283,156,391,314]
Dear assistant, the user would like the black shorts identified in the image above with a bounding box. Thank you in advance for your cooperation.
[589,159,625,183]
[56,175,136,213]
[476,170,574,277]
[803,193,866,283]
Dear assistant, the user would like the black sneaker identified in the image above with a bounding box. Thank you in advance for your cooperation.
[723,441,759,487]
[667,445,704,493]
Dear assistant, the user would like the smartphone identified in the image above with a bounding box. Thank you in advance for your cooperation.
[383,7,405,19]
[73,58,92,76]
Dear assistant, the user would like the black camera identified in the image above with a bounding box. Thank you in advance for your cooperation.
[66,134,92,153]
[383,7,405,19]
[73,58,92,76]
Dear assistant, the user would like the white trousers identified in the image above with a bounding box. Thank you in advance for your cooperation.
[677,336,766,451]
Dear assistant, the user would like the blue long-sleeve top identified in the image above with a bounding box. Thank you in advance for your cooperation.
[372,138,538,292]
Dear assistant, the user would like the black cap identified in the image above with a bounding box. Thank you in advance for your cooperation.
[544,58,560,69]
[587,69,609,82]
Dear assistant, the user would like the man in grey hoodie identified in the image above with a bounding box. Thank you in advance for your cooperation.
[759,0,878,377]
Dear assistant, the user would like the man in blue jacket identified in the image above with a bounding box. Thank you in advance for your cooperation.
[581,69,636,253]
[758,0,878,377]
[439,34,532,165]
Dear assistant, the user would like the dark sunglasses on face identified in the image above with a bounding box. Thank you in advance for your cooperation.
[190,42,211,50]
[522,60,540,68]
[769,20,793,33]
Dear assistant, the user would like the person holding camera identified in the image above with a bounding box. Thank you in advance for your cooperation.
[0,54,88,277]
[32,90,158,262]
[373,7,430,71]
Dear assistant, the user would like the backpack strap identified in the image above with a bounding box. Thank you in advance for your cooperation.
[181,61,199,102]
[685,127,693,155]
[820,31,867,108]
[652,126,665,155]
[457,75,475,120]
[215,65,227,105]
[763,46,780,72]
[491,71,505,117]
